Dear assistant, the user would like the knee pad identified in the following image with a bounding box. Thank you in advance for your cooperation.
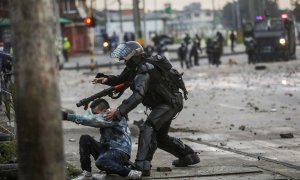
[136,124,157,161]
[172,137,186,149]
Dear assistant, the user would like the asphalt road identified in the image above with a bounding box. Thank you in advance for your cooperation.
[60,51,300,179]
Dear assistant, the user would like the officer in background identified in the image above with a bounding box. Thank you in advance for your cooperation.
[63,37,71,62]
[177,42,188,68]
[92,41,200,176]
[244,37,257,64]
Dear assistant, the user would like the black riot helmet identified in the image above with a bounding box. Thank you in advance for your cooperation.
[111,41,144,61]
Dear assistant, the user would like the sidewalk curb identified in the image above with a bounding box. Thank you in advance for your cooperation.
[63,51,245,70]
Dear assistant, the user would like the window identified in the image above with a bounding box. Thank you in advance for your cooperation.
[64,0,77,14]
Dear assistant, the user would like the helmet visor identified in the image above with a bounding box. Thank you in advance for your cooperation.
[110,43,135,61]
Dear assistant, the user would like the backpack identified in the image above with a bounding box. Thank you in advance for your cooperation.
[146,55,188,100]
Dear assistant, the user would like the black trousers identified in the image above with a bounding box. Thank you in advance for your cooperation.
[79,135,131,177]
[135,104,194,169]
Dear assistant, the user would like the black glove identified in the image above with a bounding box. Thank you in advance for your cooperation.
[95,73,108,78]
[62,111,68,120]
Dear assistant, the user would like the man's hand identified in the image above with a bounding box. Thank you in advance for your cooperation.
[105,108,117,120]
[62,111,68,120]
[92,77,108,84]
[84,103,89,110]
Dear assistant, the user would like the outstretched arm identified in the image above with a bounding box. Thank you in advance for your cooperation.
[64,112,114,128]
[106,73,150,121]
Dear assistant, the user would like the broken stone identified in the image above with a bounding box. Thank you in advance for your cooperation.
[129,124,140,137]
[280,133,294,139]
[270,108,277,112]
[255,66,266,70]
[197,138,202,141]
[284,93,293,97]
[285,117,291,121]
[192,113,195,117]
[135,110,144,114]
[230,124,235,127]
[239,125,246,131]
[69,139,76,142]
[220,142,227,146]
[157,167,172,172]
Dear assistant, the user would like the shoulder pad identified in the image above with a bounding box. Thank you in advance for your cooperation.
[153,55,165,61]
[138,63,154,73]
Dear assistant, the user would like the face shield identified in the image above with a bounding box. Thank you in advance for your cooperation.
[110,43,135,61]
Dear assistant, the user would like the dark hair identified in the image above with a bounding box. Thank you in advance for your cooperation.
[90,98,110,111]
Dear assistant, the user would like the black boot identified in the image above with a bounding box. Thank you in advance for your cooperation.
[172,153,200,167]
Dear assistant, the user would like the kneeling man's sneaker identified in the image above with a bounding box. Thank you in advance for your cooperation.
[127,170,142,179]
[71,170,92,180]
[172,153,200,167]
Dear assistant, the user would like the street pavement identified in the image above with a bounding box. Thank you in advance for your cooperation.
[60,48,300,179]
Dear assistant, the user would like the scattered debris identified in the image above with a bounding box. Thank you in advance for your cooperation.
[169,127,199,133]
[270,108,277,112]
[255,66,266,70]
[284,93,293,97]
[135,110,144,114]
[247,102,259,112]
[285,117,291,121]
[197,138,202,141]
[239,125,246,131]
[230,124,235,127]
[280,133,294,139]
[69,139,76,142]
[64,79,85,86]
[157,167,172,172]
[216,122,221,124]
[228,59,238,65]
[220,142,227,146]
[129,125,139,137]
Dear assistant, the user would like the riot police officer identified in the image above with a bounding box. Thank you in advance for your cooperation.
[92,41,200,176]
[244,37,257,64]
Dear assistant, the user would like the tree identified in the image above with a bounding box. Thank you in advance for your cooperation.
[292,1,300,21]
[222,2,236,29]
[9,0,65,179]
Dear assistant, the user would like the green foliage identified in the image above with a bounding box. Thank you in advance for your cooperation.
[0,141,17,164]
[65,162,82,178]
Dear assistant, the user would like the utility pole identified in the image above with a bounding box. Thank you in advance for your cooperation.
[249,0,256,23]
[104,0,108,31]
[118,0,123,34]
[143,0,147,45]
[236,0,241,29]
[232,0,236,29]
[212,0,216,28]
[154,0,157,33]
[88,0,95,71]
[10,0,65,179]
[133,0,141,38]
